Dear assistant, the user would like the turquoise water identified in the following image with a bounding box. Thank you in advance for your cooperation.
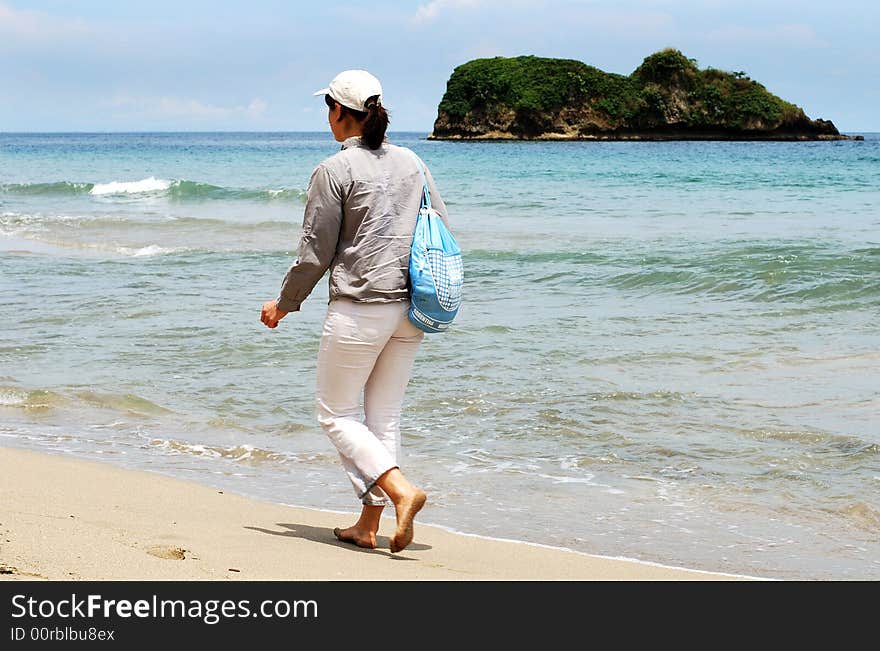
[2,132,878,579]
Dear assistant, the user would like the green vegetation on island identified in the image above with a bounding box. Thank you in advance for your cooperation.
[430,49,857,140]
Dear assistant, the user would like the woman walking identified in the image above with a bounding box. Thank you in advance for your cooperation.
[260,70,449,553]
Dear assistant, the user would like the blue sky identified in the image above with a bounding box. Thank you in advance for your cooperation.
[1,0,877,132]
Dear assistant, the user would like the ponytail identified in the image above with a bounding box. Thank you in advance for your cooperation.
[361,95,389,150]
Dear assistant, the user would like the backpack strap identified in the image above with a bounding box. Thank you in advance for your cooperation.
[406,148,432,211]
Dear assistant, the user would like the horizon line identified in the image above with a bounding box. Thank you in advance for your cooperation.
[1,128,876,135]
[0,129,434,135]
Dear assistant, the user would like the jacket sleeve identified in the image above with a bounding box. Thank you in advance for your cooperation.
[276,164,344,312]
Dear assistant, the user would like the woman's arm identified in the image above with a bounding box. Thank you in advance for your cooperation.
[261,164,344,328]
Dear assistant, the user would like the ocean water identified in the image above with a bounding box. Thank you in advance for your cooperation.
[1,131,878,580]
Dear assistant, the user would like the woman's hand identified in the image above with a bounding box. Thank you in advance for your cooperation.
[261,300,288,329]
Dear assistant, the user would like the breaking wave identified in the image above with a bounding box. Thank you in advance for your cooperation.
[1,178,306,202]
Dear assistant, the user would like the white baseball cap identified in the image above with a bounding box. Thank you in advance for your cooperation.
[313,70,383,112]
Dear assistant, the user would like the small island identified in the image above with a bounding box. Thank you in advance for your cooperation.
[429,49,861,141]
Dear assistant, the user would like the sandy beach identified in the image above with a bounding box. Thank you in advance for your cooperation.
[0,446,753,581]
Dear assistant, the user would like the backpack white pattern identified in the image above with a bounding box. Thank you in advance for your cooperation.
[426,248,463,311]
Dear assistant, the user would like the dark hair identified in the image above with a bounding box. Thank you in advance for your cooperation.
[325,94,390,150]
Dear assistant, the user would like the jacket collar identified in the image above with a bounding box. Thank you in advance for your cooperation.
[340,136,364,150]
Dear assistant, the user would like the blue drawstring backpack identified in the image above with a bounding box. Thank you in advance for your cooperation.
[407,152,463,333]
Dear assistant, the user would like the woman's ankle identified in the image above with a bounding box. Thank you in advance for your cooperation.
[375,467,416,503]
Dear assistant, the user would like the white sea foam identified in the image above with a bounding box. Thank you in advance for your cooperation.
[0,387,28,406]
[1,233,184,258]
[1,211,123,229]
[89,177,171,195]
[536,472,599,485]
[149,438,289,463]
[115,244,182,257]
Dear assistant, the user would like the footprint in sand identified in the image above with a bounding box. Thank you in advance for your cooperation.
[146,545,187,560]
[0,564,46,579]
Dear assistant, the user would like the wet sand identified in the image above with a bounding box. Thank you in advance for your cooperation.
[0,446,754,581]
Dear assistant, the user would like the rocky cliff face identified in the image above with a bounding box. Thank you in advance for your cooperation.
[429,50,858,141]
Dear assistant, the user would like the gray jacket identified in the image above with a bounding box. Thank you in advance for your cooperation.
[276,136,449,312]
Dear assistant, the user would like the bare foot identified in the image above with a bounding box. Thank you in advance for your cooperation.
[389,488,427,553]
[333,526,377,549]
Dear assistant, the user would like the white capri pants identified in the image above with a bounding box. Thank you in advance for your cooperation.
[316,299,424,506]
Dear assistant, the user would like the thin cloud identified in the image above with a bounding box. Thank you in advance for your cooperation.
[0,2,93,45]
[580,9,674,34]
[109,95,268,120]
[705,23,827,48]
[411,0,545,26]
[412,0,484,24]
